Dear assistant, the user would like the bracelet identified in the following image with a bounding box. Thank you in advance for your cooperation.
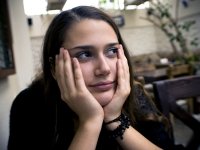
[106,114,131,140]
[104,114,121,125]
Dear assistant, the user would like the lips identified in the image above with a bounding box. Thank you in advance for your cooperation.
[89,81,115,91]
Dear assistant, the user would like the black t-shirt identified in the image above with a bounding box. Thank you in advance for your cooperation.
[7,81,186,150]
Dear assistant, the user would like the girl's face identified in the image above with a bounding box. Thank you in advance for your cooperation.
[63,19,119,106]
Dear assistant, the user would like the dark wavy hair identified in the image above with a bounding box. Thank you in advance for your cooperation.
[31,6,167,148]
[30,6,170,149]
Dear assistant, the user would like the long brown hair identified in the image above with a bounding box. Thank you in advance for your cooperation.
[31,6,165,126]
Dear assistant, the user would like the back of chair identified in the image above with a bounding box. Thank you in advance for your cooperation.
[153,75,200,149]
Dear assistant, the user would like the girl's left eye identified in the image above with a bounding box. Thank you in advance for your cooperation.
[106,47,118,57]
[75,51,92,61]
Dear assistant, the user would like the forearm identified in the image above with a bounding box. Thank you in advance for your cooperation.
[68,118,103,150]
[105,116,162,150]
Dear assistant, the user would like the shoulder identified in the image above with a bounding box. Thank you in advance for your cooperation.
[12,87,41,106]
[134,82,159,114]
[10,80,45,114]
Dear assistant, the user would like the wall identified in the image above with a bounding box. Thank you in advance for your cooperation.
[0,77,18,150]
[0,0,34,149]
[163,0,200,53]
[28,14,55,37]
[119,1,200,56]
[28,2,200,67]
[119,9,168,55]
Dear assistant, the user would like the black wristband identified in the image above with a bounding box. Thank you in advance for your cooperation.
[104,114,121,125]
[107,114,131,140]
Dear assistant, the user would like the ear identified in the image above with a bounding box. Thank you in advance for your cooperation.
[49,57,56,80]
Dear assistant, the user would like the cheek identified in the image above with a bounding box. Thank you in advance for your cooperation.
[110,59,118,78]
[79,63,92,84]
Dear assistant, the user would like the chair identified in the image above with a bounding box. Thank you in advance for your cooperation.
[167,64,194,116]
[153,75,200,150]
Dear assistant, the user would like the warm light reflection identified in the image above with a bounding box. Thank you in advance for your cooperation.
[62,0,99,10]
[23,0,47,16]
[47,10,61,15]
[23,0,149,16]
[23,0,99,16]
[126,1,149,10]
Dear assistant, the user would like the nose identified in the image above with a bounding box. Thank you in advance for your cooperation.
[95,55,111,76]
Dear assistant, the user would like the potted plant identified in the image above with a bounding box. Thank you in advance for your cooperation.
[142,0,199,65]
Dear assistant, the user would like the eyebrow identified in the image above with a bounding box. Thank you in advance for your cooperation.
[68,42,119,51]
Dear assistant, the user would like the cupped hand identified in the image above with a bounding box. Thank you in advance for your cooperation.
[103,45,131,122]
[55,48,104,124]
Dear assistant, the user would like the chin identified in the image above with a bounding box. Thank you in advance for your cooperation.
[93,91,114,107]
[99,99,112,107]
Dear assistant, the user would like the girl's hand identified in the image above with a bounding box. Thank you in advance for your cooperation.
[103,45,131,122]
[55,48,104,124]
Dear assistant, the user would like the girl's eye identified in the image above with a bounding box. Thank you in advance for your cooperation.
[106,47,118,57]
[75,51,92,61]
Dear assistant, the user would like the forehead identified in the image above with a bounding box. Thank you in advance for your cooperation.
[63,19,118,48]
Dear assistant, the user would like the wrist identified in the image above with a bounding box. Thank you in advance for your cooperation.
[104,114,121,130]
[105,121,120,130]
[78,117,103,133]
[79,112,103,127]
[79,110,104,125]
[104,113,131,140]
[104,112,121,123]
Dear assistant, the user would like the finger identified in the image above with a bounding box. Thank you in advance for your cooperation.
[63,49,76,93]
[72,58,87,91]
[117,59,124,88]
[118,45,130,79]
[118,45,128,70]
[116,53,130,102]
[55,48,67,95]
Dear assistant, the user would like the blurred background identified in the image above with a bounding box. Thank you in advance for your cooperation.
[0,0,200,149]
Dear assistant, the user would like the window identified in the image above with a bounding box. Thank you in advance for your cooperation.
[0,0,15,78]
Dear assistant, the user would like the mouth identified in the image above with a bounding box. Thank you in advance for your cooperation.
[89,81,115,92]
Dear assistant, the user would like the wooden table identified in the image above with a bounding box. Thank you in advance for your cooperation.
[134,68,167,83]
[134,64,192,84]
